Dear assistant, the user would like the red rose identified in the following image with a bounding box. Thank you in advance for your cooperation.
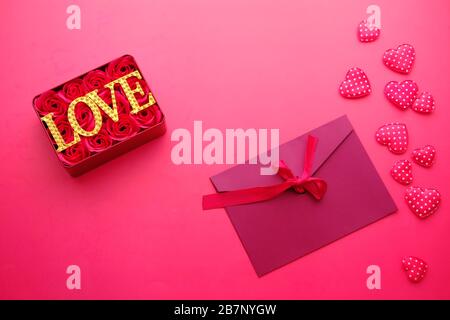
[106,55,138,80]
[83,69,110,92]
[84,128,112,152]
[132,105,163,128]
[105,114,139,141]
[61,78,86,101]
[34,90,68,117]
[52,116,76,145]
[58,141,90,166]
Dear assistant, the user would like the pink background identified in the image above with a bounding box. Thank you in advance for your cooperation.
[1,0,449,299]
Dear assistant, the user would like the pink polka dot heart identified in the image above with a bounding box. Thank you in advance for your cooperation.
[375,122,408,154]
[412,145,436,168]
[384,80,419,110]
[357,20,380,42]
[339,67,371,98]
[412,92,435,114]
[405,186,441,219]
[383,44,415,74]
[402,256,428,283]
[390,159,413,185]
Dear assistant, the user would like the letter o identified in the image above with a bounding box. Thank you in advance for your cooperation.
[67,96,102,137]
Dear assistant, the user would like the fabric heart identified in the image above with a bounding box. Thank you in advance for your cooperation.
[357,20,380,42]
[412,92,435,114]
[383,44,415,74]
[402,256,428,283]
[384,80,419,110]
[339,67,371,98]
[412,145,436,168]
[405,186,441,219]
[375,122,408,154]
[391,160,413,185]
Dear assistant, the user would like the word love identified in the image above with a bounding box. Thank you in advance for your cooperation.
[171,121,279,175]
[41,71,156,152]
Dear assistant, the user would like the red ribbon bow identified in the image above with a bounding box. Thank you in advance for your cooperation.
[202,135,327,210]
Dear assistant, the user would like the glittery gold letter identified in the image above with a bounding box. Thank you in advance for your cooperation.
[41,113,81,152]
[67,96,102,137]
[86,90,119,122]
[106,70,156,115]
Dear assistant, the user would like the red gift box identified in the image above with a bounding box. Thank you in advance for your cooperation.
[32,55,166,176]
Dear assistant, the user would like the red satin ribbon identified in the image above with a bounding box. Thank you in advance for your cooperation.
[202,135,327,210]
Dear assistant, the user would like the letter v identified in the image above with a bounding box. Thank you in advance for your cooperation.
[86,87,119,122]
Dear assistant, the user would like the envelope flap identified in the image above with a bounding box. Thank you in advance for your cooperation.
[307,115,354,174]
[211,115,354,192]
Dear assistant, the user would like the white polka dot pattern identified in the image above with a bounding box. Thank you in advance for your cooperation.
[375,122,408,154]
[412,92,435,114]
[384,80,419,110]
[390,159,413,185]
[339,67,371,98]
[382,44,415,74]
[402,256,428,283]
[405,186,441,219]
[411,145,436,168]
[357,20,380,42]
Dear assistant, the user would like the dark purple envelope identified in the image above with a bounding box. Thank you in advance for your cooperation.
[210,115,397,276]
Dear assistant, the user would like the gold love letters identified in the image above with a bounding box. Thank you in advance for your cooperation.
[41,70,156,152]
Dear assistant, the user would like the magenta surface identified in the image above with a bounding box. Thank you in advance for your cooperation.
[1,0,450,299]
